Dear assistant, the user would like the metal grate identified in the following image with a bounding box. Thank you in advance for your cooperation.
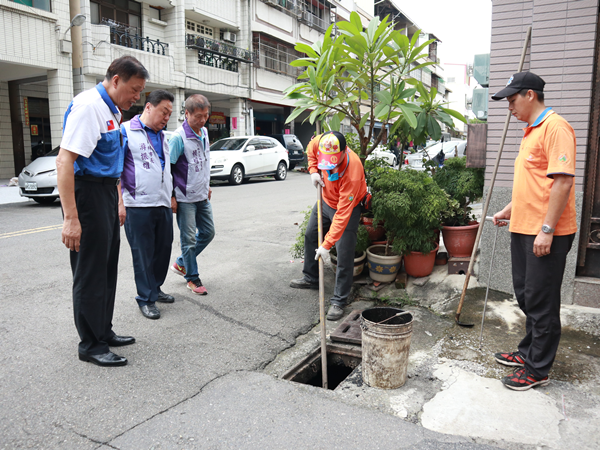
[253,34,302,78]
[186,34,255,73]
[105,20,168,55]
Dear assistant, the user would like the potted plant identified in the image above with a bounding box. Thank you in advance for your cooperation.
[362,154,393,242]
[433,156,484,258]
[370,169,449,278]
[330,224,370,277]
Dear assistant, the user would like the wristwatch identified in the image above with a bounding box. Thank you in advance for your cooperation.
[541,224,555,234]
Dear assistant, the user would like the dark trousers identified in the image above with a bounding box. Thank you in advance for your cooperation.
[124,206,173,307]
[511,232,575,378]
[303,201,362,307]
[71,180,120,356]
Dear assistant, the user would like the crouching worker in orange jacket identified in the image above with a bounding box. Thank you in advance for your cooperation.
[290,131,367,321]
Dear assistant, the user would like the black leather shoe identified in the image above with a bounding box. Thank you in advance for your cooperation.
[290,277,319,290]
[79,351,127,367]
[107,335,136,347]
[140,304,160,319]
[157,290,174,303]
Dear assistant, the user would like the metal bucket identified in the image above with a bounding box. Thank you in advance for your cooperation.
[360,307,413,389]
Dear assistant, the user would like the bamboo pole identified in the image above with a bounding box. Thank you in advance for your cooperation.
[455,26,532,326]
[317,185,328,388]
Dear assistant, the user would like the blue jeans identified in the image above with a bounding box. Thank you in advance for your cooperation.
[175,200,215,282]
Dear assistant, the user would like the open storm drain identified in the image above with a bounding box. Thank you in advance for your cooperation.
[282,344,362,390]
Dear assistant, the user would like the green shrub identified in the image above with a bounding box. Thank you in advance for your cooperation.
[290,206,313,259]
[372,169,449,255]
[433,157,484,226]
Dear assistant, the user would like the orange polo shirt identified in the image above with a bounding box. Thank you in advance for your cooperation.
[307,135,367,250]
[510,109,577,236]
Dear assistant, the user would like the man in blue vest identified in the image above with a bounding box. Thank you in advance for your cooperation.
[57,56,148,367]
[169,94,215,295]
[120,90,175,320]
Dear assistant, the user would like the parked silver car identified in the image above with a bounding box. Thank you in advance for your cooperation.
[405,140,467,171]
[210,136,289,185]
[18,147,59,204]
[367,145,398,166]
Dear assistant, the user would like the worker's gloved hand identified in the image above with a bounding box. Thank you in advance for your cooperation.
[311,172,324,188]
[315,246,330,261]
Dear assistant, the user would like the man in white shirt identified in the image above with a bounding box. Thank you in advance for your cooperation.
[57,56,149,367]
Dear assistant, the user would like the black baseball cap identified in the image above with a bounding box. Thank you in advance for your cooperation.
[491,72,545,100]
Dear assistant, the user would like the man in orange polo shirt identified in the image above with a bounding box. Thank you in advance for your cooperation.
[290,131,367,321]
[491,72,577,390]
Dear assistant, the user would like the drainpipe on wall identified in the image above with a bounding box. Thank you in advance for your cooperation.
[69,0,84,72]
[248,0,253,135]
[249,106,254,136]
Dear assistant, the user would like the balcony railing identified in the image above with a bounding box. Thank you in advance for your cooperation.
[186,34,255,73]
[299,10,329,32]
[259,0,333,32]
[259,0,300,15]
[108,25,168,55]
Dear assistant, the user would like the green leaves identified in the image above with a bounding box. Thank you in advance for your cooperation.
[427,115,442,141]
[283,13,466,160]
[441,107,468,124]
[372,169,449,254]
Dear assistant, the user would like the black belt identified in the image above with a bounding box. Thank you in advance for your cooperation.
[75,175,120,186]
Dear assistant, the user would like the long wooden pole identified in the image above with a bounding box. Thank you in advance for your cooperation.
[317,185,328,389]
[455,26,532,326]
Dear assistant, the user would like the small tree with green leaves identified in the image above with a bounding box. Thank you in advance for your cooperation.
[284,12,466,162]
[434,157,484,226]
[372,169,449,255]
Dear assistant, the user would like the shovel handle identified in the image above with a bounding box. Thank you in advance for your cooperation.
[317,184,328,389]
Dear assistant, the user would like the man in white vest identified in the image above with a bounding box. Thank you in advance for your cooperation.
[120,90,175,320]
[169,94,215,294]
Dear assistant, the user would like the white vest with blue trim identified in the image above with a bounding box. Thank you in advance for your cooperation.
[172,122,210,203]
[121,117,172,208]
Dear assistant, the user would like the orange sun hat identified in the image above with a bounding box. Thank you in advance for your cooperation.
[317,131,347,170]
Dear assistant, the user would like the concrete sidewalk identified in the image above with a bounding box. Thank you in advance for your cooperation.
[110,371,499,450]
[0,179,29,205]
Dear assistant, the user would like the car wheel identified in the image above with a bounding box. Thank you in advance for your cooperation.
[33,197,57,205]
[289,162,296,170]
[229,164,244,185]
[274,161,287,181]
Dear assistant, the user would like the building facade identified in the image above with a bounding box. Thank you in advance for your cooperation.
[1,0,456,180]
[0,0,74,178]
[480,0,600,306]
[0,0,378,179]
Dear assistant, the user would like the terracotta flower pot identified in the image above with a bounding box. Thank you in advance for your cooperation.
[441,221,479,258]
[330,251,367,277]
[404,244,439,278]
[366,245,402,282]
[371,240,388,246]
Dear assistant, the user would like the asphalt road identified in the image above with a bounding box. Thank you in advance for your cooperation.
[0,171,500,449]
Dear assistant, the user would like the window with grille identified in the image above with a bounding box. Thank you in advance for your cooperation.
[186,19,214,38]
[253,33,301,77]
[11,0,50,12]
[91,0,142,35]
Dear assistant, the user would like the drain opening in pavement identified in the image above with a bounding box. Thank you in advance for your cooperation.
[282,343,362,390]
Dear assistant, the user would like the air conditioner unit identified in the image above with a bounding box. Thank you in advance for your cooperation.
[223,31,236,43]
[302,11,313,24]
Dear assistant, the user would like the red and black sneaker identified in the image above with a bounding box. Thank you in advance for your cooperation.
[494,351,525,367]
[502,368,549,391]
